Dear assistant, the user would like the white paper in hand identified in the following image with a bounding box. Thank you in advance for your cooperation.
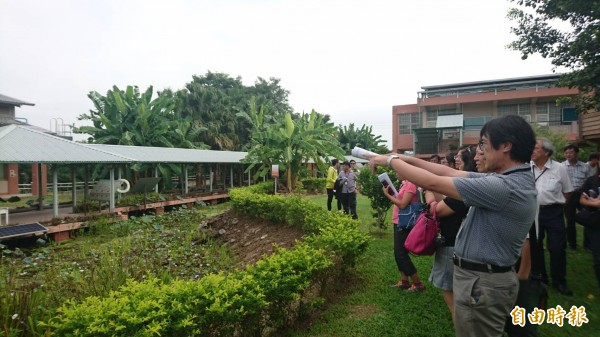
[351,146,378,159]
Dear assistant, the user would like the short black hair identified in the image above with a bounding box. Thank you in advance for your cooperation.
[341,161,350,166]
[480,115,535,163]
[563,144,579,153]
[331,159,339,166]
[446,153,456,165]
[349,159,356,164]
[589,152,600,161]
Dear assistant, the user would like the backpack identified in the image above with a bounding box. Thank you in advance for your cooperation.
[396,188,425,229]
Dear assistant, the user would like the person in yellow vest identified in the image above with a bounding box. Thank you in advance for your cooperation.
[326,159,341,211]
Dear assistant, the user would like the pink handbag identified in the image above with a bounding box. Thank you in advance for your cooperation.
[404,202,440,256]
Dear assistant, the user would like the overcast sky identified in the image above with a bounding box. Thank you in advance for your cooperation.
[0,0,558,145]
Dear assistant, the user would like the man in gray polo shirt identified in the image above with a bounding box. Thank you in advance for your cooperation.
[368,115,536,337]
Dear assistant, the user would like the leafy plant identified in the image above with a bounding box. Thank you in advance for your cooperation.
[356,166,399,231]
[299,177,326,194]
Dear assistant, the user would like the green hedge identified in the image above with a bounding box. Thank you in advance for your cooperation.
[298,177,326,194]
[43,186,369,336]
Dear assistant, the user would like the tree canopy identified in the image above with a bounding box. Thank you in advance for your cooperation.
[176,71,292,150]
[507,0,600,111]
[338,123,389,154]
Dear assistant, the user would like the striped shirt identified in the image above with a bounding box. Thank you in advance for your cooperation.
[453,164,537,266]
[562,160,591,190]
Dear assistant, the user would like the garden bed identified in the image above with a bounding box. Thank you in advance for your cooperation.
[206,210,304,269]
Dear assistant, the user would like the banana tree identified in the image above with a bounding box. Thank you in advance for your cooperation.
[245,104,345,192]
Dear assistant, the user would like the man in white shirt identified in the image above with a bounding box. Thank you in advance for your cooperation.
[533,138,574,296]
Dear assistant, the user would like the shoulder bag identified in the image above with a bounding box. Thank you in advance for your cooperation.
[405,201,440,256]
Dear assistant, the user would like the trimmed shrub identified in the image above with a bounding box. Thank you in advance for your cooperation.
[43,186,369,336]
[299,177,326,194]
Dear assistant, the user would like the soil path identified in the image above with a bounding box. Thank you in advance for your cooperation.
[206,210,305,269]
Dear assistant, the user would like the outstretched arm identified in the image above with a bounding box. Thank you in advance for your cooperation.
[370,155,463,200]
[396,154,468,178]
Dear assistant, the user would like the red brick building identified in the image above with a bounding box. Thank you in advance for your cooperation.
[392,74,580,156]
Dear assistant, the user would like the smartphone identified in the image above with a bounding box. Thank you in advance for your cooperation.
[378,172,398,197]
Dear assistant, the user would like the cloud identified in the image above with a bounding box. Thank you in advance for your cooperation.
[0,0,557,145]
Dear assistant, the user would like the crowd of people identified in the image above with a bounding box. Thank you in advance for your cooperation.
[324,115,600,337]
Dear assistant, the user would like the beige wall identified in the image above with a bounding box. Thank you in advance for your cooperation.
[461,102,495,118]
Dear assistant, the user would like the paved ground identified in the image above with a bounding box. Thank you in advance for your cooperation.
[3,206,81,225]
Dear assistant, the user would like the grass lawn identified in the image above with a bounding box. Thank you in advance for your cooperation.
[293,194,599,337]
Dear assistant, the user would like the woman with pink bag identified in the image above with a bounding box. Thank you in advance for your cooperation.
[383,171,425,293]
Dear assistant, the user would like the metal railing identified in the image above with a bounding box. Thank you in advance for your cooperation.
[18,181,98,194]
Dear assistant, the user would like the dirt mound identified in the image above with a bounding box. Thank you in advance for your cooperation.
[206,210,305,269]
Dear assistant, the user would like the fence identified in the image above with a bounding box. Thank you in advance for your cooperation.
[18,181,98,195]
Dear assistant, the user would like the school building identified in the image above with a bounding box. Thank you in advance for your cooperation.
[391,74,581,156]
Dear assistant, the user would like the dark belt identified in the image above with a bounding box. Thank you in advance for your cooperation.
[539,203,563,210]
[453,254,513,273]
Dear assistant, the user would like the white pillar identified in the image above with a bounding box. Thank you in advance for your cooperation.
[109,167,115,213]
[52,166,59,218]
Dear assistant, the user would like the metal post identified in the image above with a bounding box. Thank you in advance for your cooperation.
[154,166,159,193]
[184,164,189,194]
[117,166,122,202]
[84,165,89,200]
[109,167,115,213]
[209,166,213,192]
[71,166,77,210]
[37,163,43,211]
[230,166,234,188]
[52,166,59,218]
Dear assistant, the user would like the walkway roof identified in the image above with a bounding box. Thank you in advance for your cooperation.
[0,125,131,164]
[0,124,369,165]
[87,144,248,164]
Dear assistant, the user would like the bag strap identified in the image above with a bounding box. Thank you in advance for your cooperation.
[430,201,437,219]
[418,188,425,204]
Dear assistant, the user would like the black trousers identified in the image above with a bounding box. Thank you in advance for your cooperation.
[393,226,417,276]
[564,199,578,248]
[537,205,568,286]
[326,188,341,211]
[339,192,357,219]
[589,226,600,289]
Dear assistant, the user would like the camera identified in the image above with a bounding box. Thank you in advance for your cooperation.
[588,189,598,198]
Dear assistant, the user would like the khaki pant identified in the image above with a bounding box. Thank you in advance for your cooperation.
[454,265,518,337]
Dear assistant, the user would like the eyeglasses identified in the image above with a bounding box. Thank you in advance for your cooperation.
[478,140,486,151]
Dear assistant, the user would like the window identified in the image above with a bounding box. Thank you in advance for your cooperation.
[426,107,457,127]
[463,116,492,130]
[497,103,530,116]
[0,165,5,180]
[399,113,419,135]
[535,102,562,126]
